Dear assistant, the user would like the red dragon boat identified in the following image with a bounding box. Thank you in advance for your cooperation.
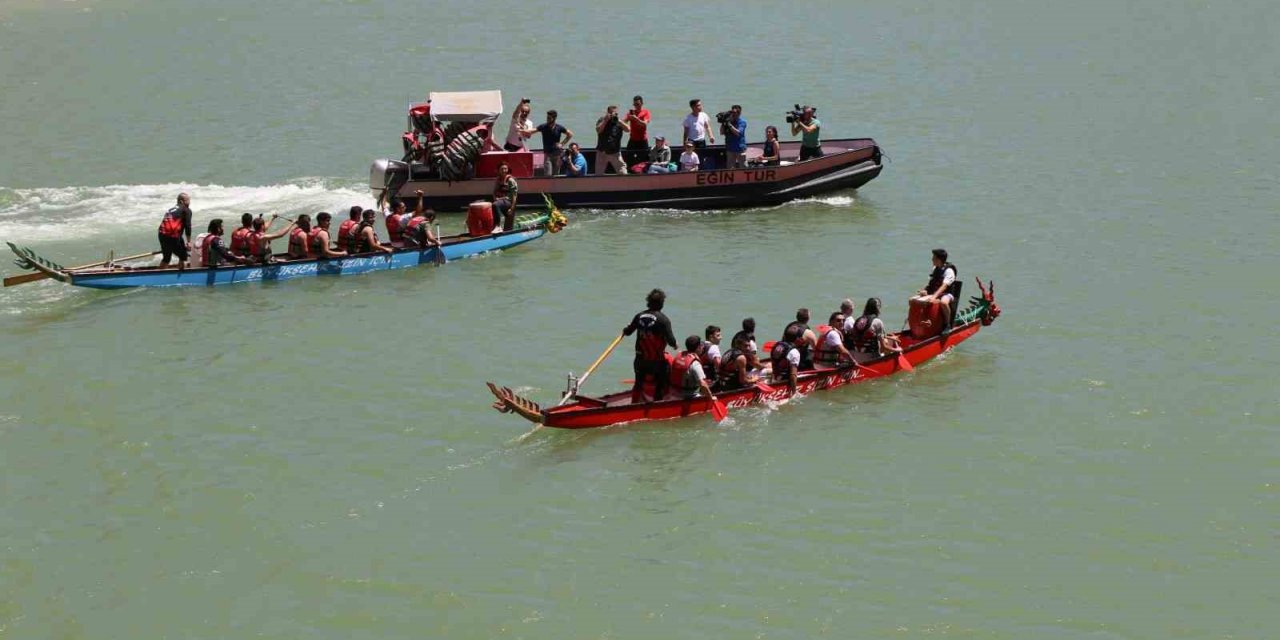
[489,280,1000,429]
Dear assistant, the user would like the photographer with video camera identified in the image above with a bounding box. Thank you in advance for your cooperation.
[718,105,747,169]
[788,105,822,161]
[595,104,630,175]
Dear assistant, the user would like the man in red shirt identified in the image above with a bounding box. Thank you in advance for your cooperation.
[623,95,652,167]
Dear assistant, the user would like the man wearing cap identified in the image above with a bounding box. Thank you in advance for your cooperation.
[916,248,958,331]
[623,95,652,166]
[645,136,674,174]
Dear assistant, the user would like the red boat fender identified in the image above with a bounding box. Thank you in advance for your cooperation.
[467,201,494,236]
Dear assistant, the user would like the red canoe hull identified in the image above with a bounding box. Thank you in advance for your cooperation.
[539,320,981,429]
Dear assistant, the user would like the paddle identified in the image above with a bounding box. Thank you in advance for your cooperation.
[710,397,728,422]
[5,250,159,287]
[433,224,447,265]
[895,350,914,372]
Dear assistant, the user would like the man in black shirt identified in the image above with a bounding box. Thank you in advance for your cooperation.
[623,288,678,403]
[594,105,630,175]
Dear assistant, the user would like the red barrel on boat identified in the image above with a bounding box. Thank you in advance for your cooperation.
[908,298,943,339]
[467,201,494,236]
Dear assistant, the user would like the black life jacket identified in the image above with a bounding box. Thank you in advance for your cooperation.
[633,312,667,361]
[770,340,796,378]
[926,263,958,296]
[718,348,745,390]
[851,314,882,354]
[349,221,376,253]
[784,321,812,368]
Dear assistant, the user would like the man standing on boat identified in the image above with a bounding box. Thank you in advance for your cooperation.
[623,95,651,167]
[790,107,822,161]
[916,248,957,331]
[534,110,573,175]
[594,105,630,175]
[682,99,715,149]
[623,288,679,403]
[158,192,193,270]
[722,105,748,169]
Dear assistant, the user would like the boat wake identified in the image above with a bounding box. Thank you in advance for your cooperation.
[0,179,370,243]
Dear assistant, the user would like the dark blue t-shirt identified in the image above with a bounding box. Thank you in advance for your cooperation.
[725,117,748,152]
[536,122,568,153]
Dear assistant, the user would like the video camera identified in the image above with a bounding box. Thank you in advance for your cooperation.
[716,110,735,135]
[785,104,816,124]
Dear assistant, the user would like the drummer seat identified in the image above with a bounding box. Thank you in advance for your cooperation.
[947,281,962,326]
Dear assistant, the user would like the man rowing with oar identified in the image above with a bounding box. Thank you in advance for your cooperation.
[623,288,678,403]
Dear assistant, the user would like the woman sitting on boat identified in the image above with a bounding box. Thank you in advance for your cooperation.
[848,297,901,356]
[492,162,518,231]
[760,126,781,166]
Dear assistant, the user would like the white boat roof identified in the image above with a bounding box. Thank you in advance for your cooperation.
[428,90,504,122]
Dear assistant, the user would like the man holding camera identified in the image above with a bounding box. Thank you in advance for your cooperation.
[623,95,652,166]
[721,105,747,169]
[564,142,589,177]
[595,104,630,175]
[790,106,822,161]
[682,99,715,149]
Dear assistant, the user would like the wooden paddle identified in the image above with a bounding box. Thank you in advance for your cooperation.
[433,224,447,265]
[4,250,159,287]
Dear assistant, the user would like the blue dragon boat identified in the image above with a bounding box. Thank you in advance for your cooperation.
[5,209,566,290]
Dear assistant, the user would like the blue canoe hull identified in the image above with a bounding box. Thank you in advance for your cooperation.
[67,227,547,289]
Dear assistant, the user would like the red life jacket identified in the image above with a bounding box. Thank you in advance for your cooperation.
[403,216,427,244]
[385,212,405,242]
[158,206,185,238]
[668,352,699,392]
[288,227,309,258]
[812,325,842,365]
[307,227,326,256]
[247,231,267,260]
[229,227,251,254]
[200,233,218,266]
[338,219,358,244]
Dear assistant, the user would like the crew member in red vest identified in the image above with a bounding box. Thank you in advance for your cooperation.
[228,213,254,256]
[157,192,193,269]
[308,212,348,258]
[286,214,313,259]
[384,199,409,245]
[337,206,361,248]
[623,288,679,403]
[400,190,441,248]
[670,335,717,401]
[246,215,296,264]
[200,219,246,268]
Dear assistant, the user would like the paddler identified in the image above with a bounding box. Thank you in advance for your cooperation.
[308,212,348,258]
[384,199,409,245]
[157,192,193,270]
[349,209,394,255]
[229,213,254,256]
[199,219,247,267]
[623,288,679,403]
[245,215,296,264]
[401,190,441,248]
[915,248,958,332]
[337,206,361,248]
[770,324,803,395]
[287,214,312,259]
[716,332,762,392]
[812,312,856,367]
[783,308,818,371]
[669,336,718,401]
[696,325,722,388]
[849,297,902,356]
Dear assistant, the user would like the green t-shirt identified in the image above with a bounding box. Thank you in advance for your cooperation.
[801,118,821,147]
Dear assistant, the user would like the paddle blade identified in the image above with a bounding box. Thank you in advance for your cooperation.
[762,340,777,352]
[433,248,447,265]
[711,398,728,422]
[754,381,776,394]
[896,352,914,372]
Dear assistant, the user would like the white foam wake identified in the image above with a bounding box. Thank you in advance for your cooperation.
[0,179,371,243]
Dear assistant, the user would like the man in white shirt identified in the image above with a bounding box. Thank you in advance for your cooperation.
[915,248,958,331]
[681,98,715,149]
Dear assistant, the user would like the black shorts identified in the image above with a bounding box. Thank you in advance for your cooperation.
[799,145,824,161]
[158,233,188,261]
